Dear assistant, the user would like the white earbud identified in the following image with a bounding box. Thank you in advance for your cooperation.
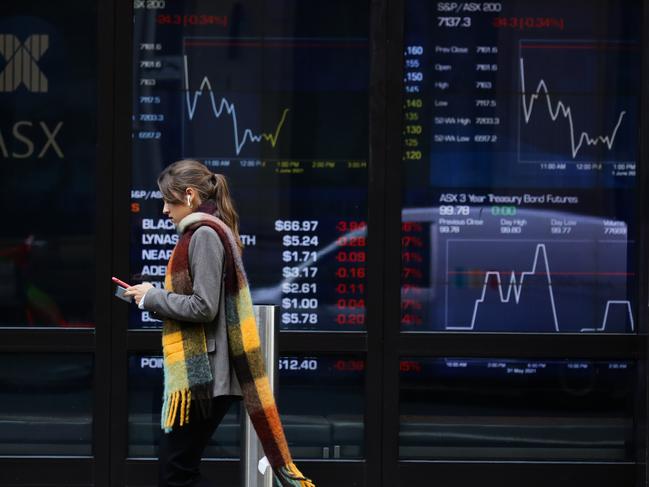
[186,195,192,207]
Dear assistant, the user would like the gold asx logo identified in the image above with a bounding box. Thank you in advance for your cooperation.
[0,34,49,93]
[0,34,63,159]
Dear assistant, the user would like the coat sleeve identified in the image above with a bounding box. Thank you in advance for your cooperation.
[142,226,224,323]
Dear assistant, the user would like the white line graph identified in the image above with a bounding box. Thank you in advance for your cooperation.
[446,243,634,332]
[519,57,627,159]
[183,55,289,156]
[580,301,634,332]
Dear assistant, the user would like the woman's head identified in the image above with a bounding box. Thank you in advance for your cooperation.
[157,159,243,250]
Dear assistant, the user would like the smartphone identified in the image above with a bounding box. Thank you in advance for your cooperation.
[112,276,131,288]
[112,276,133,303]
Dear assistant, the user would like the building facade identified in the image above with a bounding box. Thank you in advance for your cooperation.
[0,1,646,486]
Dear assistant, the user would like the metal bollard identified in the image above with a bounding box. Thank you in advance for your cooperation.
[243,305,278,487]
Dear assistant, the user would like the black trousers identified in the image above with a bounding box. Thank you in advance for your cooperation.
[158,395,238,487]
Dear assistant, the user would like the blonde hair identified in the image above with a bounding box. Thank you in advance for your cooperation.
[157,159,243,251]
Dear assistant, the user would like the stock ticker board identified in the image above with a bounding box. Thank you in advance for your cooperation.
[131,0,639,334]
[400,0,640,332]
[131,0,369,330]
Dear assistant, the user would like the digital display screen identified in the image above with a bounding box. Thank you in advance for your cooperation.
[130,353,364,459]
[131,0,369,330]
[401,0,640,332]
[399,356,635,460]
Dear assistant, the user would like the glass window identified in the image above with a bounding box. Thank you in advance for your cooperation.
[128,354,365,460]
[0,353,93,455]
[278,355,365,459]
[130,0,369,331]
[128,354,241,458]
[400,0,641,332]
[0,1,98,328]
[399,357,635,461]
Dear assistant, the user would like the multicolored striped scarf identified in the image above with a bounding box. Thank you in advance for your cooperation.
[161,204,315,487]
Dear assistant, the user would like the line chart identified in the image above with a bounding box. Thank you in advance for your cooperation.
[519,57,627,160]
[182,55,290,156]
[445,243,634,332]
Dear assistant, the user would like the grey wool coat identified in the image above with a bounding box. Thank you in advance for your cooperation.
[142,225,242,398]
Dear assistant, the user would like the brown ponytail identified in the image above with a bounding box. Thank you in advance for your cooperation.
[211,173,243,249]
[157,160,244,251]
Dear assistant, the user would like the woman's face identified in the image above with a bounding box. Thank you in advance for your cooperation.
[162,188,199,224]
[162,199,192,225]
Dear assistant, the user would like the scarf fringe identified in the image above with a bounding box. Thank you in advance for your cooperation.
[161,385,212,432]
[273,463,316,487]
[161,389,188,430]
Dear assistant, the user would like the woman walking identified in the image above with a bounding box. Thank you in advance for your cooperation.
[124,160,314,487]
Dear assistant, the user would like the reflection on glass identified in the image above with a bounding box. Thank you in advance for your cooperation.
[130,0,369,331]
[399,357,635,461]
[0,354,93,455]
[129,354,365,460]
[279,355,365,459]
[401,205,635,332]
[0,0,97,328]
[400,0,640,332]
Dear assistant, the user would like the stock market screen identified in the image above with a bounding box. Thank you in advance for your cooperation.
[131,0,368,330]
[399,357,635,460]
[401,0,640,332]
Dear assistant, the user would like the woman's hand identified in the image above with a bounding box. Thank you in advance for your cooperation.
[123,282,154,306]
